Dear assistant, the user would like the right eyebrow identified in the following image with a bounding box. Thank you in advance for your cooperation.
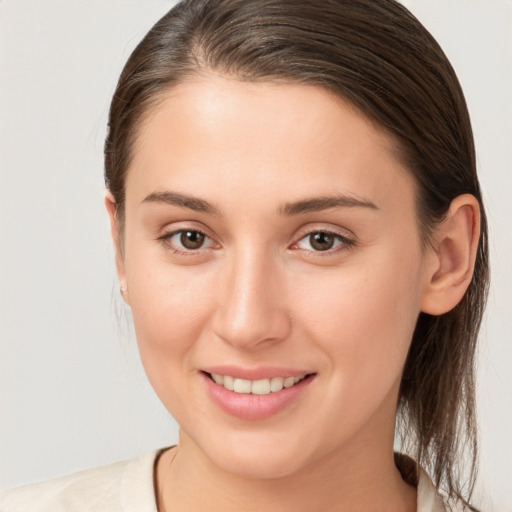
[142,190,222,216]
[279,194,379,215]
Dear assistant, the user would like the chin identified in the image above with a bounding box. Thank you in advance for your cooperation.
[191,428,315,480]
[217,449,308,480]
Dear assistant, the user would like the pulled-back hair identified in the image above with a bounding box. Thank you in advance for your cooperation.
[104,1,489,508]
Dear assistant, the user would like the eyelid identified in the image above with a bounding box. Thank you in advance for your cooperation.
[293,222,355,239]
[157,219,217,241]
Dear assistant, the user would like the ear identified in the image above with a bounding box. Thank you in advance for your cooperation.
[105,192,130,305]
[420,194,481,315]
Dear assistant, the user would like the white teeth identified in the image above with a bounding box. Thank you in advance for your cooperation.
[283,377,295,388]
[251,379,271,395]
[210,373,307,395]
[270,377,284,392]
[211,373,224,385]
[223,375,234,391]
[233,378,252,394]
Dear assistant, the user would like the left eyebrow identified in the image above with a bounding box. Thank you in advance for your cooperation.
[279,195,379,215]
[142,190,222,216]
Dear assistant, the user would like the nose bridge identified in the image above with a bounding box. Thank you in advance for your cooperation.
[213,243,289,348]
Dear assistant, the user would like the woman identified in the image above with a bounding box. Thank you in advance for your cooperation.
[0,0,490,510]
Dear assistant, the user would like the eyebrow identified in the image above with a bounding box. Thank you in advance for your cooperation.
[142,191,222,216]
[142,190,378,216]
[280,195,378,215]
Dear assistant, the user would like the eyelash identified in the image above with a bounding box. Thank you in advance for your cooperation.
[158,228,355,256]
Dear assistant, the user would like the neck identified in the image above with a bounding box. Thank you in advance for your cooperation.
[156,430,416,512]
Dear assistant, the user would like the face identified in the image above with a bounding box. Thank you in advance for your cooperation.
[113,75,431,479]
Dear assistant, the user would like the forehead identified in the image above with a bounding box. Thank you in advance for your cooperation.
[127,75,416,217]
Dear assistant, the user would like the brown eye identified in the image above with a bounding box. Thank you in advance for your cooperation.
[295,230,350,253]
[160,228,217,255]
[309,232,335,251]
[179,230,206,249]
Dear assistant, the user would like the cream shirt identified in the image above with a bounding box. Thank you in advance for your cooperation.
[0,448,447,511]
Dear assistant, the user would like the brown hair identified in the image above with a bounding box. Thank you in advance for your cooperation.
[104,0,489,508]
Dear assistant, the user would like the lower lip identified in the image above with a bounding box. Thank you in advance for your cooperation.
[201,372,314,421]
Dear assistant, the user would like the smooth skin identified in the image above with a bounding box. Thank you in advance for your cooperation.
[106,75,480,512]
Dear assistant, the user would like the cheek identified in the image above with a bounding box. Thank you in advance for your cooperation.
[124,249,216,390]
[293,249,423,418]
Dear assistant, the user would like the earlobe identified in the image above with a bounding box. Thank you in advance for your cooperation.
[105,192,129,304]
[420,194,480,316]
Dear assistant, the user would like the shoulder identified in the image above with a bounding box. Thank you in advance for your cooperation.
[417,467,446,512]
[0,449,165,512]
[417,468,468,512]
[396,453,464,512]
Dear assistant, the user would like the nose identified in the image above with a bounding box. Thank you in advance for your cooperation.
[211,246,291,350]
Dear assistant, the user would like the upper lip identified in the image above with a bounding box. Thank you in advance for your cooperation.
[201,365,315,381]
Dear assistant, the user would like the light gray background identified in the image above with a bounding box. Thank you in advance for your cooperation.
[0,1,510,510]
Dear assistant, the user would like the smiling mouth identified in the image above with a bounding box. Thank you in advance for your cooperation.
[205,372,315,395]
